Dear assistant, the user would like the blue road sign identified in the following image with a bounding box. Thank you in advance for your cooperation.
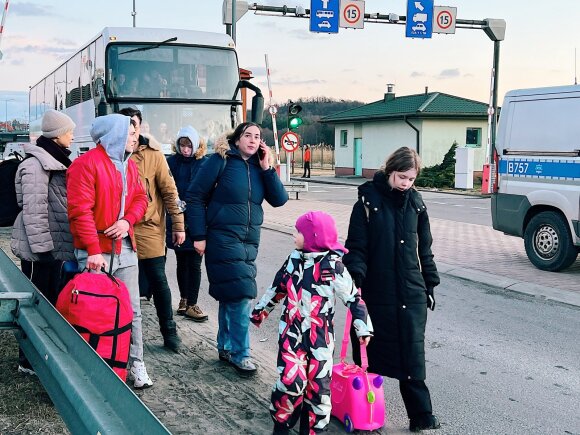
[310,0,340,34]
[406,0,433,39]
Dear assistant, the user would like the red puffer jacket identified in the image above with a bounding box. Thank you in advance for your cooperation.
[67,145,147,256]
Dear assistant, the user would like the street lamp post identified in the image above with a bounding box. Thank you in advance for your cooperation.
[2,98,14,131]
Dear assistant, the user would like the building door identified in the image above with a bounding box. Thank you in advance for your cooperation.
[354,138,362,176]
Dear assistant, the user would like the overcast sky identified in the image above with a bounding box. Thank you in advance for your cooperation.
[1,0,580,121]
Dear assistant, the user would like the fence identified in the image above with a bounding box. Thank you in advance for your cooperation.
[278,143,334,171]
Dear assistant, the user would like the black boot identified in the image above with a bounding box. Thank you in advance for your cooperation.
[272,422,290,435]
[409,414,440,432]
[161,320,181,353]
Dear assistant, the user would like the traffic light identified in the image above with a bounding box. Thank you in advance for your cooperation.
[287,102,303,130]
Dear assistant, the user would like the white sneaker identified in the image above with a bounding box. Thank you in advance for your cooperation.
[18,365,36,376]
[129,361,153,389]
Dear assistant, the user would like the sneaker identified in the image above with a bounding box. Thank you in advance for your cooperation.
[218,350,231,362]
[409,415,441,432]
[18,365,36,376]
[177,298,187,315]
[231,358,257,377]
[184,304,209,322]
[129,361,153,389]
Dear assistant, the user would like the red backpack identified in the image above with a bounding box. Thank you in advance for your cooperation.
[56,271,133,380]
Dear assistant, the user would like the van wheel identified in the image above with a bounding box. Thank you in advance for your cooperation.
[524,211,578,271]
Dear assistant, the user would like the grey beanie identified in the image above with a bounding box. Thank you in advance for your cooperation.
[42,110,76,138]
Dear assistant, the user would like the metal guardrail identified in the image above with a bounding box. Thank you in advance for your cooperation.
[0,249,171,435]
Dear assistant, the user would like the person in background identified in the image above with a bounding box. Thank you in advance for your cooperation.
[251,211,373,435]
[343,146,441,433]
[11,109,76,375]
[67,114,152,389]
[118,107,185,353]
[185,122,288,376]
[302,144,311,178]
[166,126,209,322]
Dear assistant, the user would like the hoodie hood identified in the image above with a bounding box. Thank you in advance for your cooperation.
[175,126,200,156]
[90,114,131,162]
[295,211,347,254]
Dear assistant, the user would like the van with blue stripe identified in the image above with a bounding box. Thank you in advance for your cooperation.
[491,85,580,271]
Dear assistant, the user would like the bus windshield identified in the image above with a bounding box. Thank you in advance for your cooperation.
[118,102,238,153]
[107,43,239,101]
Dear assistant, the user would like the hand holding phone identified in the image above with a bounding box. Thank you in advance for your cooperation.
[258,141,266,160]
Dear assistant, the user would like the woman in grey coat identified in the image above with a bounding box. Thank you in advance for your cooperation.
[10,110,76,374]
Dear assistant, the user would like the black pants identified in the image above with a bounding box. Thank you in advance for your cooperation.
[138,256,175,330]
[175,250,203,306]
[302,161,311,178]
[399,379,433,419]
[19,259,63,368]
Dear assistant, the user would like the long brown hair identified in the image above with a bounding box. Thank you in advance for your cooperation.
[381,146,422,177]
[226,122,262,145]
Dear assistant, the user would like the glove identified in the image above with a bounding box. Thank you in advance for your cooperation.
[36,251,54,263]
[426,287,436,311]
[351,274,364,289]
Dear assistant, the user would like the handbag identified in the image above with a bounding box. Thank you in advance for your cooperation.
[330,303,386,432]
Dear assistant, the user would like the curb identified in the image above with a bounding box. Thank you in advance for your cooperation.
[262,224,580,308]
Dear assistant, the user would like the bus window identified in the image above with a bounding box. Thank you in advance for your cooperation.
[93,37,104,98]
[45,74,54,111]
[55,66,66,111]
[108,44,239,101]
[81,45,94,102]
[66,52,82,107]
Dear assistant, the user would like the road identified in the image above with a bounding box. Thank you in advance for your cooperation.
[157,228,580,434]
[299,185,492,227]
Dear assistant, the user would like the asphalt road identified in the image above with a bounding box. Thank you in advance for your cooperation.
[175,228,580,434]
[299,185,492,227]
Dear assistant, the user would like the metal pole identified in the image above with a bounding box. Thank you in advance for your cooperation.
[231,0,236,43]
[490,40,500,165]
[0,0,9,60]
[132,0,136,27]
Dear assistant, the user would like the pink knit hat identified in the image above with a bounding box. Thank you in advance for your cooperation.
[295,211,347,254]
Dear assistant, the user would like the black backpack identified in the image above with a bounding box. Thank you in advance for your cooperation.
[0,152,27,227]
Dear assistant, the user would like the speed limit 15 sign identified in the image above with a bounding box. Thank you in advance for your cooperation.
[340,0,365,29]
[433,6,457,34]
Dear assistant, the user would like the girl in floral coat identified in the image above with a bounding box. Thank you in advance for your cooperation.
[251,211,373,435]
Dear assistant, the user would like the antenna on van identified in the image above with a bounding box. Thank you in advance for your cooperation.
[575,48,578,85]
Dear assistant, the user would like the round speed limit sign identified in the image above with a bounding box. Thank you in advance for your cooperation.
[340,0,365,29]
[433,6,457,34]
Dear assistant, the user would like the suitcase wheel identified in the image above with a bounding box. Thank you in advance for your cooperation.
[344,414,354,433]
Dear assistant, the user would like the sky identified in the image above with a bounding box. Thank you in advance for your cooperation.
[1,0,580,122]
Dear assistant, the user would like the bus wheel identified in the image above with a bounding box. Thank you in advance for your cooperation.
[524,211,578,272]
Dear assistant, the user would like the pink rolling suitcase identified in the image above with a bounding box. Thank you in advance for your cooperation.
[330,306,386,432]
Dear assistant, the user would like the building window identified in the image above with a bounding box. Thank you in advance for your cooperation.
[340,130,348,147]
[466,127,482,147]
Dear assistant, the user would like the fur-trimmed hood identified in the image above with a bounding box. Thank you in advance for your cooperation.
[213,134,231,158]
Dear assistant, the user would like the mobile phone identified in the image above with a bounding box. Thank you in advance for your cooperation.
[258,146,266,160]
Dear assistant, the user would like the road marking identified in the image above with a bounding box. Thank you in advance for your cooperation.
[309,190,329,193]
[471,206,488,210]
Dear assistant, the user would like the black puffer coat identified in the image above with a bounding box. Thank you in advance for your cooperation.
[166,152,207,251]
[344,171,439,380]
[185,139,288,302]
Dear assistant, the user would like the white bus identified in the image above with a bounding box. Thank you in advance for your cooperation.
[29,27,263,157]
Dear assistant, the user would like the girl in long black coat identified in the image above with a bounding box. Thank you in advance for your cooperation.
[344,146,441,432]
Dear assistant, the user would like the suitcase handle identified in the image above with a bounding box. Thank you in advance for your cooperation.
[340,288,368,371]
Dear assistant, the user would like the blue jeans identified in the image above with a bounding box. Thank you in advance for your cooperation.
[217,298,252,365]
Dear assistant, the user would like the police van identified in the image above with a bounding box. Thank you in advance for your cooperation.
[491,85,580,271]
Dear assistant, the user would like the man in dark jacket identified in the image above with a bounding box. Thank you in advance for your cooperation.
[185,122,288,376]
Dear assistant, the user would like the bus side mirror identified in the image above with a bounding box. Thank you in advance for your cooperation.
[251,94,264,124]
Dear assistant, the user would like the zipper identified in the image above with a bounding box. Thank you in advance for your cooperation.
[245,160,251,247]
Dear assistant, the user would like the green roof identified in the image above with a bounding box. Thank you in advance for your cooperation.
[321,92,489,123]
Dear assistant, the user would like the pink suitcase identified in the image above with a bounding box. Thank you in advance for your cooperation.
[330,306,386,432]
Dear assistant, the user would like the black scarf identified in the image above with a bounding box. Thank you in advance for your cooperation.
[36,135,73,168]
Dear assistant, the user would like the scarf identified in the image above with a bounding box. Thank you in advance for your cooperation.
[36,135,73,168]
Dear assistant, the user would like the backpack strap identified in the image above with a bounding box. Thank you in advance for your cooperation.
[213,156,227,190]
[360,195,370,222]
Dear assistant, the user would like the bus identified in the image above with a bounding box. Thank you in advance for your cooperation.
[28,27,263,157]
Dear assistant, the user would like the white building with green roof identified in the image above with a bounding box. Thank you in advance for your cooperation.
[322,87,490,178]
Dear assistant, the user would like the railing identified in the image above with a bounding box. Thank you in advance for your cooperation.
[0,249,170,435]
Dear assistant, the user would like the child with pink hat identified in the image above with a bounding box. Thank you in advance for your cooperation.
[251,210,373,434]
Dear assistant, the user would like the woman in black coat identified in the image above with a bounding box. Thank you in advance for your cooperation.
[344,146,441,432]
[185,122,288,376]
[166,126,208,322]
